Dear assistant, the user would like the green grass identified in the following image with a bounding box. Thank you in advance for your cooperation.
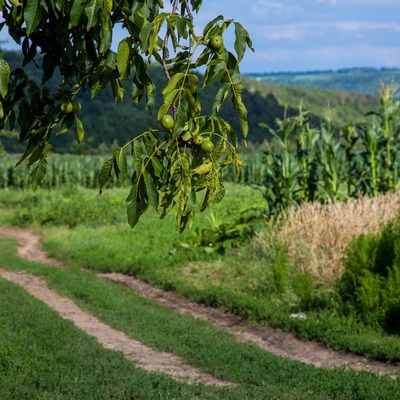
[0,279,214,400]
[1,185,400,363]
[1,239,400,399]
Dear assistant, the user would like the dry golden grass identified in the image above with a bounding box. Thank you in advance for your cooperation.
[255,192,400,283]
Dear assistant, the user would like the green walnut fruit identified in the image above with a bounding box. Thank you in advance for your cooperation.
[60,101,73,114]
[209,35,224,51]
[193,135,204,145]
[161,114,174,130]
[72,101,82,113]
[201,140,214,153]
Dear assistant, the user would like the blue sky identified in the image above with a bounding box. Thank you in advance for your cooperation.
[1,0,400,73]
[200,0,400,73]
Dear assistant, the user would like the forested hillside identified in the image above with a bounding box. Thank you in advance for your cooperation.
[1,51,381,153]
[246,67,400,95]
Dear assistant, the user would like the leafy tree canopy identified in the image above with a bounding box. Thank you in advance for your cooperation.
[0,0,253,230]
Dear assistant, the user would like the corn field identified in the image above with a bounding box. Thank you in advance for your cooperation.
[1,83,399,220]
[261,83,400,217]
[0,155,108,190]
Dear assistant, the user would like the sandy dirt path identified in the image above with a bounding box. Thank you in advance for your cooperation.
[1,225,400,380]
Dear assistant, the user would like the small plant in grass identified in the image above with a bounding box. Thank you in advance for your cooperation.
[177,208,265,254]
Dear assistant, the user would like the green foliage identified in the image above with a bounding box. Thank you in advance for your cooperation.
[340,218,400,332]
[3,185,400,362]
[3,253,400,398]
[177,208,264,254]
[0,0,253,230]
[0,279,216,400]
[261,83,400,218]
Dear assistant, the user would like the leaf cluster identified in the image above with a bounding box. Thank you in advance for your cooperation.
[0,0,253,229]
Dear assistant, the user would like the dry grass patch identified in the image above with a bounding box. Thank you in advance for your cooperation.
[255,191,400,283]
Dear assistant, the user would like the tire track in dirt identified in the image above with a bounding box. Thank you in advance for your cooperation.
[1,225,400,379]
[0,227,232,386]
[0,268,232,386]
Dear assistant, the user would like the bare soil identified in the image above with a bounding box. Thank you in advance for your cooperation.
[1,225,400,380]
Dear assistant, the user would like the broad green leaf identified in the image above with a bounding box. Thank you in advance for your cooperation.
[0,57,10,98]
[143,169,159,209]
[126,181,140,227]
[234,22,253,63]
[221,146,235,167]
[115,147,127,185]
[29,157,47,190]
[132,139,144,173]
[235,152,243,178]
[0,101,3,119]
[214,181,225,205]
[203,59,226,87]
[212,136,227,162]
[162,72,185,96]
[24,0,41,36]
[176,16,189,39]
[232,93,248,141]
[85,0,101,29]
[194,161,213,175]
[180,209,194,232]
[99,15,112,54]
[190,0,202,13]
[145,82,156,114]
[186,74,199,94]
[200,187,212,212]
[27,145,44,166]
[151,154,163,177]
[185,89,198,117]
[157,89,179,120]
[177,192,186,223]
[98,158,113,193]
[27,143,51,167]
[69,0,85,28]
[75,115,85,143]
[211,82,230,115]
[203,15,223,36]
[139,21,154,53]
[117,38,132,80]
[110,78,124,102]
[102,0,112,14]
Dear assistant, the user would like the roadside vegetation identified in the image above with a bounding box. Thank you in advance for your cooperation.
[1,81,400,396]
[2,240,400,399]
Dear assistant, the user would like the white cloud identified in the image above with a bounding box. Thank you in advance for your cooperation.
[263,22,326,41]
[335,21,400,33]
[250,0,304,20]
[317,0,337,5]
[240,44,400,73]
[262,20,400,41]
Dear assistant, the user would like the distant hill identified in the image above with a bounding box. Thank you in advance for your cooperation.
[0,51,383,152]
[245,67,400,96]
[242,78,378,129]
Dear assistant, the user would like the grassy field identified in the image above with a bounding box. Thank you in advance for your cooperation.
[1,182,400,364]
[1,236,400,399]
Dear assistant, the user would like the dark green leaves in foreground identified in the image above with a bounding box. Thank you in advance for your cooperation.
[1,0,253,230]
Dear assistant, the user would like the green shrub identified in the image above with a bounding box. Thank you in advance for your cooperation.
[339,217,400,331]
